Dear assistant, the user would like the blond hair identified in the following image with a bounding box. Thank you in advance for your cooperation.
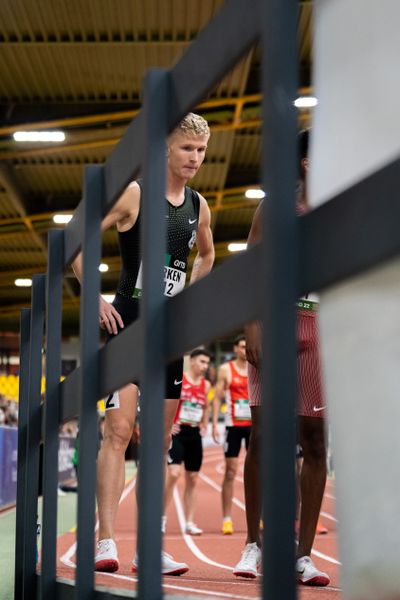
[173,113,210,138]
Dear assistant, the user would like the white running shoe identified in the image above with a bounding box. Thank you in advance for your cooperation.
[185,522,203,536]
[233,542,262,579]
[95,538,119,573]
[296,556,330,586]
[132,550,189,576]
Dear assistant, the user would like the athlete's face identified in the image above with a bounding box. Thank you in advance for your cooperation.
[190,354,210,377]
[167,132,209,181]
[234,340,246,361]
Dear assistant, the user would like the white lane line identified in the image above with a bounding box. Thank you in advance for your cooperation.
[60,477,137,568]
[173,487,233,571]
[199,472,245,511]
[201,470,341,568]
[97,571,257,599]
[310,548,341,566]
[324,492,336,500]
[320,510,338,523]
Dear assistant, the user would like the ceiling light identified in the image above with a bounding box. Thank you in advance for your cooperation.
[294,96,318,108]
[13,131,66,142]
[101,294,115,303]
[15,278,32,287]
[228,243,247,253]
[53,214,73,224]
[99,263,109,272]
[245,189,265,199]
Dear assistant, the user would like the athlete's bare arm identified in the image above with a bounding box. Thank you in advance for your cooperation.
[200,380,212,437]
[72,182,140,335]
[212,363,231,443]
[244,201,263,367]
[189,195,214,284]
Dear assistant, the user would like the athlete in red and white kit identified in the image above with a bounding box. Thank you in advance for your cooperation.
[164,349,211,536]
[233,129,330,586]
[212,335,251,535]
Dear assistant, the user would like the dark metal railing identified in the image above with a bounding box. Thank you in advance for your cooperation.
[14,0,400,598]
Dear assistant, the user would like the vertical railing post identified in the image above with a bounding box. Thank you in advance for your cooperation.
[40,229,65,598]
[22,274,46,598]
[137,68,169,600]
[261,1,298,599]
[14,308,31,600]
[75,165,104,599]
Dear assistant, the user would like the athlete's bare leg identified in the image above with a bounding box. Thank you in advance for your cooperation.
[164,464,181,512]
[184,471,199,523]
[244,406,262,546]
[297,415,326,557]
[222,457,239,517]
[97,383,138,541]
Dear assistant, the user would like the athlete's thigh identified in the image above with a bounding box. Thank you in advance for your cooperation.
[224,427,241,458]
[243,426,252,451]
[183,431,203,472]
[104,383,138,432]
[168,433,184,465]
[298,415,326,456]
[166,358,184,399]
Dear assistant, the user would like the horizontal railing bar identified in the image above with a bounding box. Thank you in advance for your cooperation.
[300,155,400,294]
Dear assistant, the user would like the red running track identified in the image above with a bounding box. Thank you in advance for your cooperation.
[55,446,341,599]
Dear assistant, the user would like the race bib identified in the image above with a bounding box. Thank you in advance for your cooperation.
[234,399,251,420]
[179,401,203,425]
[297,292,319,312]
[132,254,186,299]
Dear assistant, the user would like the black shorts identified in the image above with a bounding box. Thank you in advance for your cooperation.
[106,293,183,399]
[224,426,252,458]
[168,425,203,472]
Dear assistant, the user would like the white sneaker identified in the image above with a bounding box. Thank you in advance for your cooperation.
[233,542,261,579]
[132,550,189,576]
[185,522,203,536]
[296,556,330,586]
[95,538,119,573]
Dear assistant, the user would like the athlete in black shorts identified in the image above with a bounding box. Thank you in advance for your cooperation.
[164,349,211,536]
[73,113,214,575]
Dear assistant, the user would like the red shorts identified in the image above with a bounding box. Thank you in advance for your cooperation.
[248,311,325,418]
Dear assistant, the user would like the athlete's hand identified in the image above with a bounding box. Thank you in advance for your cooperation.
[200,423,207,437]
[99,296,124,335]
[212,423,220,444]
[244,321,261,367]
[171,423,180,436]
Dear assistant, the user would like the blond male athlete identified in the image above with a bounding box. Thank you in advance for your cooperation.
[73,113,214,575]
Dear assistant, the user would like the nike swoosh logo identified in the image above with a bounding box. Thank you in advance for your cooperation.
[313,406,326,412]
[188,218,197,224]
[174,379,183,385]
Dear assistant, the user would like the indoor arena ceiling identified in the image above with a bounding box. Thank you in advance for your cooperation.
[0,0,314,334]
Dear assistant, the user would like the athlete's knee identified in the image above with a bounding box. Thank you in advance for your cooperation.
[104,418,133,452]
[167,465,181,483]
[225,464,237,482]
[186,471,198,486]
[302,432,326,466]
